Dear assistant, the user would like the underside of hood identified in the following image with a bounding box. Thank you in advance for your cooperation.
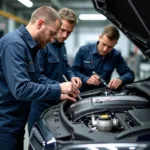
[92,0,150,59]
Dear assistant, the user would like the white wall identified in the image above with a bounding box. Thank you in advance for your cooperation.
[116,32,130,58]
[8,19,15,33]
[65,31,75,57]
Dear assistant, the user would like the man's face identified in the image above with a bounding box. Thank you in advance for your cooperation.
[36,19,61,48]
[56,19,75,43]
[98,34,117,56]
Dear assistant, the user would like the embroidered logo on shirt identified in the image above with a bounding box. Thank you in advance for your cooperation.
[84,60,91,64]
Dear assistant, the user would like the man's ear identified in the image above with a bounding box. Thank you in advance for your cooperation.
[99,35,102,40]
[37,20,44,29]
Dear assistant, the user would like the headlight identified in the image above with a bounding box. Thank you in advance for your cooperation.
[30,126,45,150]
[29,120,57,150]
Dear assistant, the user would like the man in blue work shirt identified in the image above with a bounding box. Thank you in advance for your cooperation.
[28,8,82,135]
[72,25,134,92]
[0,6,78,150]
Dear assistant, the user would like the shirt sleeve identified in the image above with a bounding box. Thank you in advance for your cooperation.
[2,43,61,101]
[72,47,89,84]
[116,52,135,84]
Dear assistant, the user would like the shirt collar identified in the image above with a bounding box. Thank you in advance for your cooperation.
[52,39,65,46]
[92,41,99,55]
[19,25,38,49]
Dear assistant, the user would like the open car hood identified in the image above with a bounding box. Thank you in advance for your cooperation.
[92,0,150,59]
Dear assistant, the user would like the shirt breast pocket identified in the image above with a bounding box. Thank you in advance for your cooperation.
[48,57,60,64]
[103,65,114,73]
[47,57,60,73]
[83,61,94,69]
[63,55,68,62]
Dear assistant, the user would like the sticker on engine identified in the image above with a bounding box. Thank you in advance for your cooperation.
[70,99,91,108]
[92,97,113,102]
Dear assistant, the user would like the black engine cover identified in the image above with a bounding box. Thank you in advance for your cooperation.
[68,95,148,121]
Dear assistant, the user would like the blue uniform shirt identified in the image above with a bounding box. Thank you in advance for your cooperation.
[72,42,134,91]
[31,41,75,111]
[36,41,75,83]
[0,25,61,134]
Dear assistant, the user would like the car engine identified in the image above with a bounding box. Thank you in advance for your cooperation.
[30,81,150,150]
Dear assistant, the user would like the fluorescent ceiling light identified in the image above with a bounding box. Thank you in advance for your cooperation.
[79,14,107,21]
[17,0,33,8]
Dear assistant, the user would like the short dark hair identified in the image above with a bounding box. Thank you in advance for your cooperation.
[102,25,120,41]
[30,6,61,25]
[58,8,77,25]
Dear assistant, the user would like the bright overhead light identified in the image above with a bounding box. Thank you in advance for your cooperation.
[79,14,107,21]
[17,0,33,8]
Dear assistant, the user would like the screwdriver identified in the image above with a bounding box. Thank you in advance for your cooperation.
[92,71,108,87]
[62,75,82,100]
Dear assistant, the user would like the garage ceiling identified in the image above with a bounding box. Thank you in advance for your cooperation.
[0,0,108,26]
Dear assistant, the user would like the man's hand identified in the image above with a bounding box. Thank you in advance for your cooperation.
[60,82,73,94]
[71,77,82,88]
[108,78,122,89]
[87,75,100,86]
[60,94,76,102]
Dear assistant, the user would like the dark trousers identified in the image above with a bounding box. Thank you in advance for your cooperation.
[0,132,24,150]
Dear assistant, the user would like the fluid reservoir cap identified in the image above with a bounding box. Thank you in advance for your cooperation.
[98,114,111,120]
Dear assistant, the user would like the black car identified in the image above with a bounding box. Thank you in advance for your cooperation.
[30,0,150,149]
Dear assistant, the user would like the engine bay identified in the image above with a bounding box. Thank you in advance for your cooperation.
[29,81,150,150]
[39,81,150,143]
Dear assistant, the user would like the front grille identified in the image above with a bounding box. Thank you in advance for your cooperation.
[30,127,45,150]
[33,128,44,145]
